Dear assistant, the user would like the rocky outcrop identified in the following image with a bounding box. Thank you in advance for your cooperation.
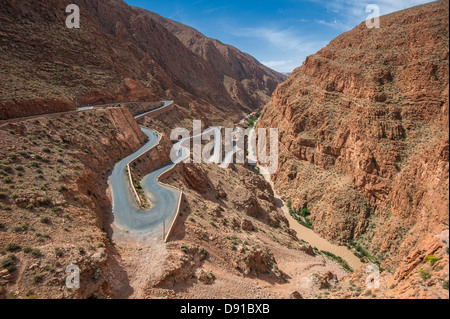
[242,195,263,218]
[318,271,338,290]
[130,133,173,180]
[289,291,304,299]
[257,0,449,292]
[178,164,210,194]
[153,244,208,288]
[241,219,254,232]
[240,248,278,278]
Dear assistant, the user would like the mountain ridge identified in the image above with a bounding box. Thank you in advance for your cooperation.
[0,0,286,122]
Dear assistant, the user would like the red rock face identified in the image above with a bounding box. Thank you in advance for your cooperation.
[0,0,285,120]
[258,0,449,277]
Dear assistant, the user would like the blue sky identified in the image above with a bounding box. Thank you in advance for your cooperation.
[124,0,434,73]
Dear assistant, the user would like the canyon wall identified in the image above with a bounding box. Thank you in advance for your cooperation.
[257,0,449,296]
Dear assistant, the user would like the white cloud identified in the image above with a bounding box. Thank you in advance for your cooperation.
[261,60,293,68]
[227,0,435,72]
[236,27,326,55]
[261,60,297,71]
[313,0,435,25]
[315,19,353,31]
[261,60,301,73]
[231,27,328,72]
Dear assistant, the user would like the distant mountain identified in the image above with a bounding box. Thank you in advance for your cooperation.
[0,0,286,122]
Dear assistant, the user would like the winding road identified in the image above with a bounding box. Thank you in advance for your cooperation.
[108,102,362,269]
[109,101,181,238]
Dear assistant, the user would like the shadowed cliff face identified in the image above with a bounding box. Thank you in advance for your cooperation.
[258,0,449,297]
[0,0,285,121]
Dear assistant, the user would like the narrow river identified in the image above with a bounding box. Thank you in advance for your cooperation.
[259,166,363,270]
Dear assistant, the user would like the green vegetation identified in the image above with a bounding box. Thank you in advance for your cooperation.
[19,151,30,159]
[348,240,370,261]
[228,236,243,251]
[40,216,51,224]
[30,161,39,168]
[13,225,26,233]
[32,275,44,284]
[26,290,37,299]
[181,244,189,254]
[89,293,99,299]
[424,255,440,266]
[419,269,432,281]
[321,250,353,273]
[128,167,150,209]
[287,201,313,229]
[299,208,310,217]
[247,111,261,128]
[2,176,12,184]
[6,243,20,252]
[5,292,16,299]
[92,268,102,281]
[30,248,42,258]
[347,239,385,266]
[54,247,63,258]
[1,254,17,272]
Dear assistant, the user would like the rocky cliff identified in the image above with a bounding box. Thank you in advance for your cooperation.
[0,107,146,298]
[257,0,449,298]
[0,0,285,121]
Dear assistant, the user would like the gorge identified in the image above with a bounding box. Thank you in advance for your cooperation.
[0,0,448,300]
